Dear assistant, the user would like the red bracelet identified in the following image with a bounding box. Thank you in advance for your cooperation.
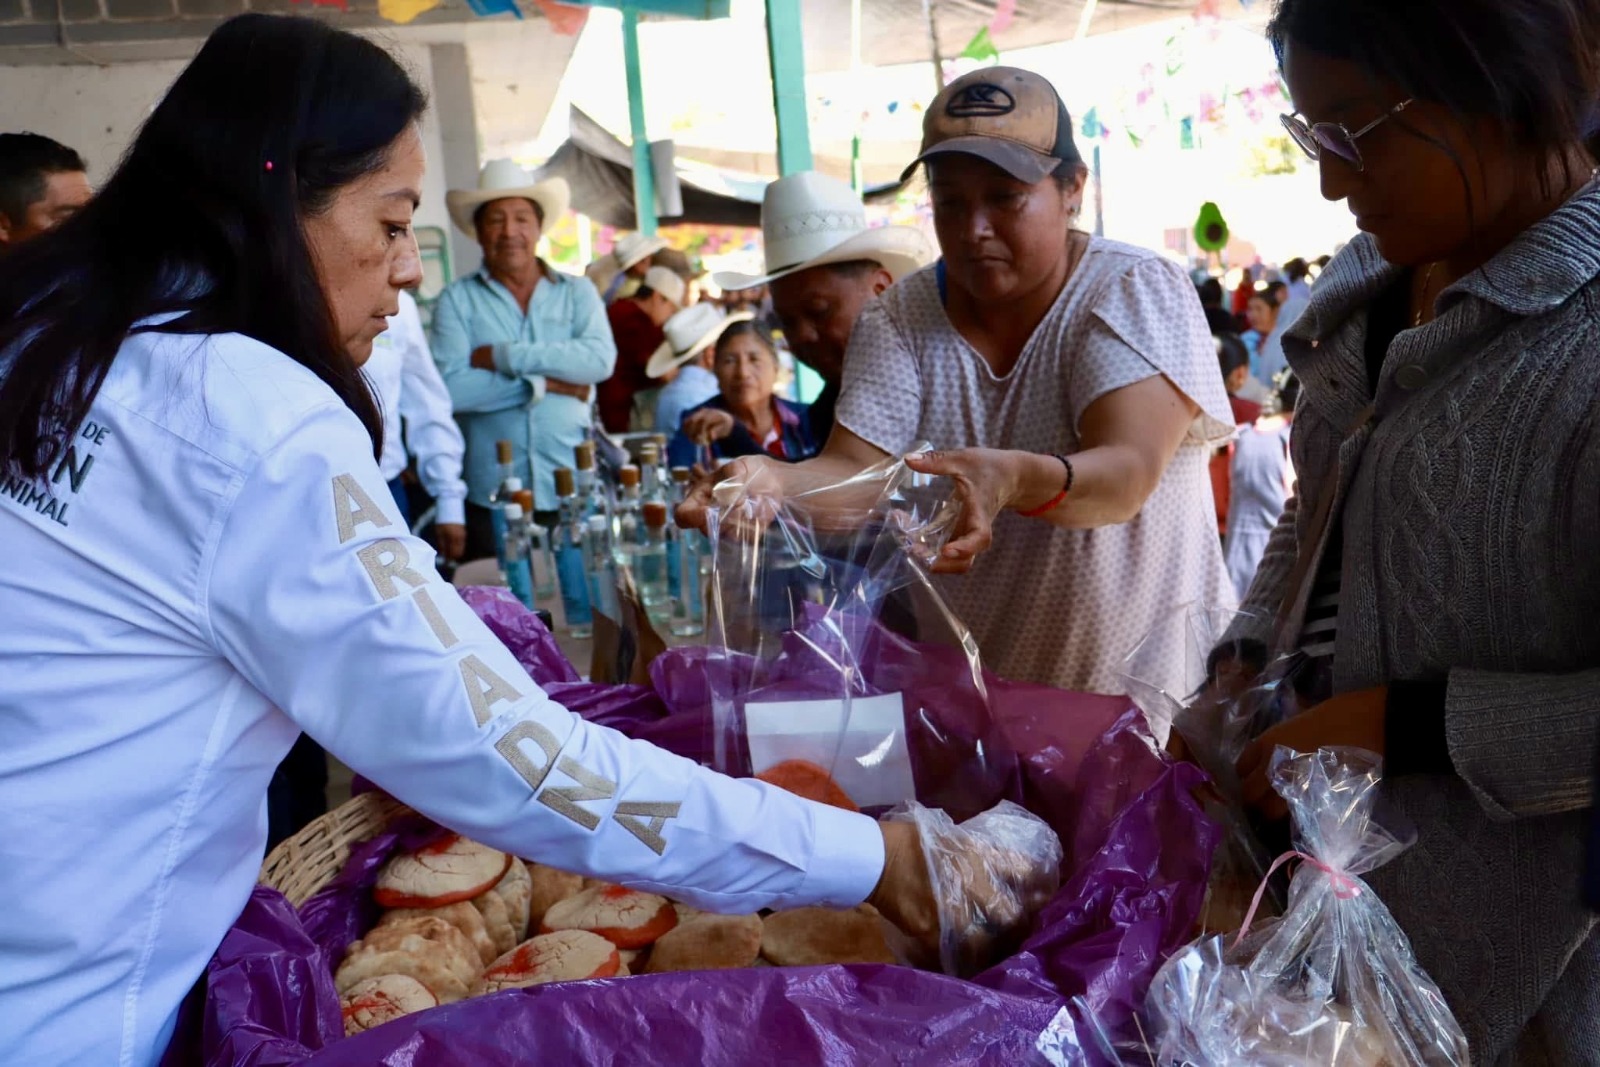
[1018,454,1073,518]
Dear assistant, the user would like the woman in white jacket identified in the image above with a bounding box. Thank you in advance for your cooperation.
[0,17,1005,1065]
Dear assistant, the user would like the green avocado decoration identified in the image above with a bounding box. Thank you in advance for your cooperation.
[1194,202,1229,252]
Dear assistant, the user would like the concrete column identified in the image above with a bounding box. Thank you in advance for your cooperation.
[429,40,483,279]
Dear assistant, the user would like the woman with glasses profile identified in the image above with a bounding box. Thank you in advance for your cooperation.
[1217,0,1600,1060]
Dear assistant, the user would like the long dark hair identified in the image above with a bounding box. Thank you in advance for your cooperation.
[0,14,427,480]
[1268,0,1600,188]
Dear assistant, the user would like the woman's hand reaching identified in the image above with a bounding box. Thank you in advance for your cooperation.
[903,448,1022,574]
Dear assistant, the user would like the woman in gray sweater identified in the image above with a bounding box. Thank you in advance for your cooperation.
[1225,0,1600,1061]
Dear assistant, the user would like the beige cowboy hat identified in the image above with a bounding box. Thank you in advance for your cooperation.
[711,170,931,292]
[640,264,687,308]
[446,159,571,239]
[614,231,669,272]
[646,303,754,379]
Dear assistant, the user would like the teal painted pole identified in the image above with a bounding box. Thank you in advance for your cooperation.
[621,7,659,235]
[764,0,813,176]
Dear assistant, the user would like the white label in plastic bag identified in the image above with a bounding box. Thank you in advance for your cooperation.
[744,692,916,809]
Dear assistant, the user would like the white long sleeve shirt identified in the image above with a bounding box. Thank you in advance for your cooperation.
[0,327,884,1067]
[363,291,468,526]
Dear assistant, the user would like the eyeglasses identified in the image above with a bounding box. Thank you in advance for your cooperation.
[1281,99,1413,172]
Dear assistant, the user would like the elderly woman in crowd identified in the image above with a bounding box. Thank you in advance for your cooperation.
[683,66,1235,695]
[666,313,819,469]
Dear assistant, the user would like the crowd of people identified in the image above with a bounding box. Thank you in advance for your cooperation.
[4,0,1600,1062]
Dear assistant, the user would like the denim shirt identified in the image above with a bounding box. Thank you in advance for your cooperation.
[429,264,616,511]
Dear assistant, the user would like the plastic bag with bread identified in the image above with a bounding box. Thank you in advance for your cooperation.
[1144,747,1469,1066]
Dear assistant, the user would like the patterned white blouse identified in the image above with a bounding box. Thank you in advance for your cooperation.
[837,236,1236,693]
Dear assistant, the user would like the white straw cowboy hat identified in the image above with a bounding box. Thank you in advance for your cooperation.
[646,303,754,379]
[640,264,687,308]
[712,170,931,292]
[447,159,571,239]
[614,231,669,272]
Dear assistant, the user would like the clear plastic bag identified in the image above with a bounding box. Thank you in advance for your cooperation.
[1144,745,1470,1066]
[1117,602,1287,938]
[884,798,1064,978]
[699,449,1016,823]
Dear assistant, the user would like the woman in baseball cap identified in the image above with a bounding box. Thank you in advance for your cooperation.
[682,65,1235,698]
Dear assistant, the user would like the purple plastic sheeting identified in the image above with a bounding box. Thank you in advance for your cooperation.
[457,586,580,686]
[194,591,1218,1066]
[196,707,1217,1066]
[305,967,1062,1066]
[976,717,1222,1063]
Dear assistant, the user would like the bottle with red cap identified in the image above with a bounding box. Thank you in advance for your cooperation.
[636,502,670,621]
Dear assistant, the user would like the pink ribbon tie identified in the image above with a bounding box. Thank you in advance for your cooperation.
[1232,849,1362,948]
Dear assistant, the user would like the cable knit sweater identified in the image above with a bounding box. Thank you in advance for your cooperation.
[1233,185,1600,1066]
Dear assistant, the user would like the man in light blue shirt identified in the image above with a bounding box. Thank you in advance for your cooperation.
[433,162,616,558]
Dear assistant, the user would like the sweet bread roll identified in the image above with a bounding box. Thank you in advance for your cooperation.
[644,913,762,973]
[341,915,481,994]
[477,930,620,993]
[375,834,512,908]
[755,760,859,812]
[471,883,518,957]
[524,861,584,932]
[540,885,678,949]
[335,948,472,1004]
[492,857,533,943]
[760,905,895,967]
[339,974,436,1035]
[380,901,497,966]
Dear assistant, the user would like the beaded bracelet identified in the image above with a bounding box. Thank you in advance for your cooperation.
[1018,453,1074,518]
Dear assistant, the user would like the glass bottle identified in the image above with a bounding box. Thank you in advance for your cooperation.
[552,467,593,638]
[513,487,555,602]
[638,440,666,506]
[574,439,609,523]
[637,502,671,623]
[487,438,520,573]
[669,466,706,637]
[501,502,535,612]
[584,513,618,623]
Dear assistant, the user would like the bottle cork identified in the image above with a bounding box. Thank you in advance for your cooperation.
[574,440,596,471]
[642,501,668,528]
[513,489,534,515]
[619,465,641,488]
[554,467,576,497]
[496,440,513,464]
[670,466,691,484]
[638,440,660,464]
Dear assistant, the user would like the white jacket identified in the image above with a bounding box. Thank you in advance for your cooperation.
[363,290,468,525]
[0,328,884,1067]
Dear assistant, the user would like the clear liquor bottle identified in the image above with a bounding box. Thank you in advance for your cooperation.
[552,467,593,638]
[500,502,535,612]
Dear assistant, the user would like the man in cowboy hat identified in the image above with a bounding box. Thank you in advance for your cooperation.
[586,230,668,305]
[712,171,930,445]
[430,159,616,560]
[597,264,685,433]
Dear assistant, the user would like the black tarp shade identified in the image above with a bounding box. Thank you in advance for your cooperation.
[537,107,907,229]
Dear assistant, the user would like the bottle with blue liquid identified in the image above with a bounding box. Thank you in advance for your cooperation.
[552,468,593,639]
[500,501,535,612]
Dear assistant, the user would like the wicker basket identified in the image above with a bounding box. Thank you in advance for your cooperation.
[259,791,412,907]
